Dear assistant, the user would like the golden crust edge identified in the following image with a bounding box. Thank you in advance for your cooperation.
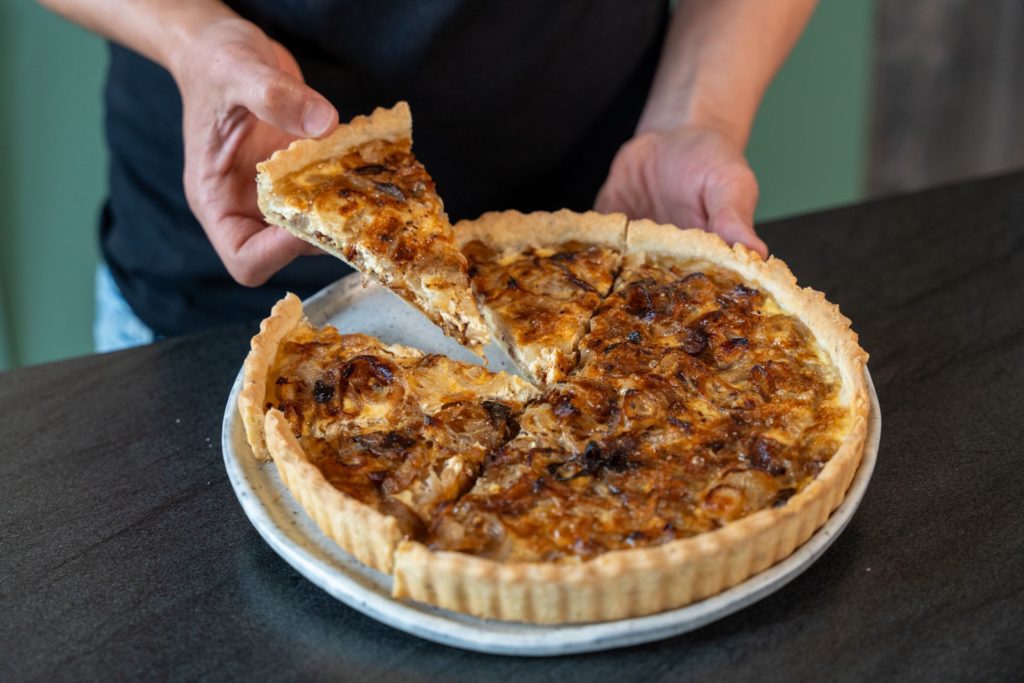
[238,292,304,462]
[265,409,403,573]
[256,101,411,181]
[454,209,627,252]
[392,388,869,624]
[392,409,865,623]
[390,219,871,624]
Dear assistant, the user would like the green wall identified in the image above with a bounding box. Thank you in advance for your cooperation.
[0,0,107,370]
[0,0,872,371]
[748,0,874,220]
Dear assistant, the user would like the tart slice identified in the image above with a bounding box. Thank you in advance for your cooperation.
[238,293,537,571]
[456,210,627,383]
[256,102,489,354]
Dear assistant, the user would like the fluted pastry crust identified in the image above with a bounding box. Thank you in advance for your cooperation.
[239,215,869,624]
[394,221,868,622]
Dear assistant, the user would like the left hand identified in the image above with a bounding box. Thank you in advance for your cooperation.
[595,125,768,258]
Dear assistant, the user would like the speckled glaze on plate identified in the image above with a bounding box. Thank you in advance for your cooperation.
[221,273,882,656]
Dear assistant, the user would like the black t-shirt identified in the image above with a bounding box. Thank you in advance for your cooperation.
[102,0,668,336]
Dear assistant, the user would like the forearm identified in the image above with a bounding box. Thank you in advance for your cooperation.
[37,0,240,76]
[638,0,816,147]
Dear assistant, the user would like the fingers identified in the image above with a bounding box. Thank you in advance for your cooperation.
[214,217,321,287]
[227,60,337,139]
[179,27,333,287]
[594,177,644,218]
[709,207,768,259]
[703,164,769,258]
[594,135,658,219]
[593,180,618,214]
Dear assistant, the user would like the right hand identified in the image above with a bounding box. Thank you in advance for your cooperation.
[172,18,338,286]
[595,124,768,258]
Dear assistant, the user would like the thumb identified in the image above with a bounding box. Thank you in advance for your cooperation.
[704,166,768,258]
[229,61,337,138]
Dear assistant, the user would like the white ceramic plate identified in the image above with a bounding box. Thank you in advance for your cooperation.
[222,274,882,656]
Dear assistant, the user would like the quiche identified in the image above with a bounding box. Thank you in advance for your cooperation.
[240,214,869,624]
[256,102,489,353]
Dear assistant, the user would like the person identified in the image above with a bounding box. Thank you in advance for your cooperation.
[39,0,816,351]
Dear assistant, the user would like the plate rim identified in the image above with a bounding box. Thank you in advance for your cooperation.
[221,275,881,656]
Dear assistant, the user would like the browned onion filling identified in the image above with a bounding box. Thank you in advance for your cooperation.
[267,257,845,561]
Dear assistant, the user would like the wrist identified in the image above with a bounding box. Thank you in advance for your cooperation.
[163,9,251,83]
[635,86,753,150]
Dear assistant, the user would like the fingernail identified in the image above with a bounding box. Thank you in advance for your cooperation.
[303,100,334,137]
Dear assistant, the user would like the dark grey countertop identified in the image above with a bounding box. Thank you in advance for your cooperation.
[2,172,1023,682]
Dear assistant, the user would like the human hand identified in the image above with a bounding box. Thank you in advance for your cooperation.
[595,125,768,258]
[173,18,338,286]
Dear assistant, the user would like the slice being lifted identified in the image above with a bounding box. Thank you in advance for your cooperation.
[256,102,489,354]
[456,210,627,383]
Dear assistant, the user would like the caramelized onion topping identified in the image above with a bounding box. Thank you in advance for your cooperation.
[270,254,846,562]
[426,258,846,561]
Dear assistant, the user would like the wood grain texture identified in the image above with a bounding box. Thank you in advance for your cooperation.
[1,173,1023,680]
[869,0,1024,194]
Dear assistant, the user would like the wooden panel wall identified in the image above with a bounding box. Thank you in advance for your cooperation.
[869,0,1024,195]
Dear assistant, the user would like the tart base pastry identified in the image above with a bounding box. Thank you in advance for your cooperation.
[240,216,869,624]
[390,221,868,622]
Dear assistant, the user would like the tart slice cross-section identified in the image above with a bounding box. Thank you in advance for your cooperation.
[456,210,627,383]
[256,102,489,353]
[238,293,538,572]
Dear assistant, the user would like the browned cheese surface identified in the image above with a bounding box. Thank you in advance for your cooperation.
[462,239,621,375]
[264,324,527,532]
[263,254,847,563]
[427,256,847,561]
